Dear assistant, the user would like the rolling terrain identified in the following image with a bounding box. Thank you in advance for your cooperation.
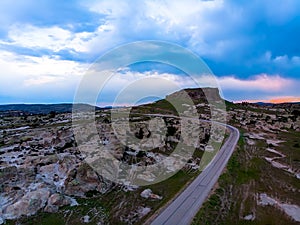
[0,88,299,224]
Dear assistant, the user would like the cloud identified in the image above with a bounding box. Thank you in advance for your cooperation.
[218,74,293,92]
[0,50,87,103]
[218,73,300,102]
[84,0,300,78]
[24,76,63,86]
[236,96,300,104]
[260,51,300,68]
[0,0,300,104]
[0,0,101,34]
[1,23,116,54]
[76,68,207,106]
[266,96,300,104]
[73,68,299,106]
[0,49,298,104]
[4,25,73,52]
[83,0,234,58]
[1,0,300,68]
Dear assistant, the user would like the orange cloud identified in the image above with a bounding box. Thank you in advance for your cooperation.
[236,96,300,104]
[268,97,300,104]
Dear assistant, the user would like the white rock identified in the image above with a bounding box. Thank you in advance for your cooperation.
[258,193,300,222]
[205,145,214,152]
[66,196,79,206]
[258,193,277,206]
[280,204,300,222]
[140,189,162,200]
[137,207,151,217]
[140,189,152,199]
[244,214,254,221]
[266,139,284,146]
[266,148,285,157]
[83,215,90,223]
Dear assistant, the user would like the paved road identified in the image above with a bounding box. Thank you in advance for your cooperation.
[150,123,240,225]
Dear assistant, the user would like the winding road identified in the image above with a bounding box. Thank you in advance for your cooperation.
[150,123,240,225]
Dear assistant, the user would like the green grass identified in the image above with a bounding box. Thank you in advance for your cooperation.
[192,125,300,225]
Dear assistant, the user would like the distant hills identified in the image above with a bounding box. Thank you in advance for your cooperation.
[252,102,275,106]
[0,104,101,115]
[254,101,300,106]
[0,88,298,115]
[0,88,223,115]
[0,104,73,114]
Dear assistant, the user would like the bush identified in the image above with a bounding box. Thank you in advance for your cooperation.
[293,143,300,148]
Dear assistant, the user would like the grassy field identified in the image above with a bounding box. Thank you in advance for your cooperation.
[192,128,300,225]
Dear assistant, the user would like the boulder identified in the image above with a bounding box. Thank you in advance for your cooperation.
[64,163,111,197]
[3,188,50,220]
[140,189,152,198]
[140,189,162,200]
[44,205,59,213]
[44,193,71,213]
[48,193,70,206]
[83,215,90,223]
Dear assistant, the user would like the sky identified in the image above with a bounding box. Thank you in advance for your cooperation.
[0,0,299,105]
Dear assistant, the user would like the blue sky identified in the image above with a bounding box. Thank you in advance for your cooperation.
[0,0,299,105]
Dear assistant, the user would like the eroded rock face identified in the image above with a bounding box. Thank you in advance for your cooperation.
[64,163,112,197]
[2,189,50,220]
[0,109,213,223]
[37,154,78,193]
[44,193,72,213]
[0,118,112,223]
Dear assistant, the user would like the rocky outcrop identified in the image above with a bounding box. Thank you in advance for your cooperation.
[0,117,111,223]
[140,189,162,200]
[2,189,50,220]
[44,193,73,213]
[166,88,222,104]
[0,102,214,223]
[64,163,112,197]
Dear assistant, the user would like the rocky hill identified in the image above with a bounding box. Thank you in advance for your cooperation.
[132,87,223,115]
[166,87,222,103]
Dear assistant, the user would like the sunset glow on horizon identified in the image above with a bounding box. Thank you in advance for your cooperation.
[235,96,300,104]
